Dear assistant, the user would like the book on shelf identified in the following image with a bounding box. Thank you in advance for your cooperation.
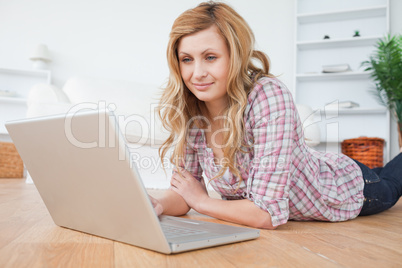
[325,101,360,109]
[322,64,351,73]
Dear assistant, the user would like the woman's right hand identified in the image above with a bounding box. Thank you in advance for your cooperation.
[149,195,163,216]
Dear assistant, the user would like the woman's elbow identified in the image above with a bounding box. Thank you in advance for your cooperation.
[257,219,277,230]
[251,211,277,230]
[177,207,191,216]
[259,222,277,230]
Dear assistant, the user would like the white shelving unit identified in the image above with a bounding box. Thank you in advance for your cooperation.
[294,0,390,162]
[297,5,387,23]
[297,36,382,50]
[296,71,370,81]
[0,67,51,137]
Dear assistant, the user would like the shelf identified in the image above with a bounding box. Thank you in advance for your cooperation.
[0,67,50,78]
[320,137,387,143]
[296,71,370,81]
[0,67,51,86]
[0,96,27,104]
[297,36,380,50]
[316,107,388,116]
[297,5,387,24]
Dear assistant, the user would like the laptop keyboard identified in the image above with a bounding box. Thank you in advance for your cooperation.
[161,224,208,239]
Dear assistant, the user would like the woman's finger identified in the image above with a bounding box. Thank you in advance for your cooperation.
[173,170,187,180]
[170,176,182,188]
[173,167,188,178]
[148,195,163,215]
[172,173,182,181]
[173,166,184,173]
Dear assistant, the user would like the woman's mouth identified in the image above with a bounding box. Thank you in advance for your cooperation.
[192,82,213,91]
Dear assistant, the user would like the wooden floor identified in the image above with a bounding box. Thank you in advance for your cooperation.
[0,178,401,267]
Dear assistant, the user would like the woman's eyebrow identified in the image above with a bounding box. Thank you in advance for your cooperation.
[178,48,219,56]
[178,51,190,56]
[201,48,216,54]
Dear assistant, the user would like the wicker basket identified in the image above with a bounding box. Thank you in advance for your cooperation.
[341,137,384,168]
[0,142,24,178]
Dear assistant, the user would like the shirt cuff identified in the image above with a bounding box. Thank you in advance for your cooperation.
[251,194,290,227]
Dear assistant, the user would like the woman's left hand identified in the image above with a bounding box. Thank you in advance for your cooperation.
[170,167,209,211]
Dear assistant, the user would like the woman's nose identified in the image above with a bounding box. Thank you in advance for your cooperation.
[193,61,207,80]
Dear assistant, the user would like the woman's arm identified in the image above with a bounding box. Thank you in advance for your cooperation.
[170,168,276,230]
[198,197,276,230]
[149,188,191,216]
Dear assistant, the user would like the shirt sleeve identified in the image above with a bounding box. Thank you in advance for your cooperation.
[246,80,295,227]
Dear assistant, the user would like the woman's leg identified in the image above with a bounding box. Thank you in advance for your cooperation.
[353,153,402,216]
[376,153,402,198]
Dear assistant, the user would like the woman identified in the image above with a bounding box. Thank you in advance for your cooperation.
[150,1,402,229]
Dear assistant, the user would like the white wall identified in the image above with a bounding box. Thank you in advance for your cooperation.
[1,0,401,160]
[0,0,295,89]
[0,0,295,188]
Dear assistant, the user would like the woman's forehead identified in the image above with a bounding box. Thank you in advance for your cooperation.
[177,25,226,53]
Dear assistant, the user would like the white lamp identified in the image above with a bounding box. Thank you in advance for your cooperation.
[30,44,52,70]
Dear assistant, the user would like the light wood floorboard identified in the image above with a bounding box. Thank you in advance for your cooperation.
[0,179,401,267]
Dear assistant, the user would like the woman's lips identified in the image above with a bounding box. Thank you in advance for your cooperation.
[192,82,213,91]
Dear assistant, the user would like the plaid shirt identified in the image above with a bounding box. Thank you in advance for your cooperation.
[181,77,364,227]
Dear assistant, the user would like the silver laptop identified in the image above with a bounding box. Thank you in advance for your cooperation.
[6,109,259,254]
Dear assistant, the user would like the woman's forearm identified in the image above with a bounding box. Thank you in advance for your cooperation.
[159,188,191,216]
[197,197,277,230]
[168,168,276,229]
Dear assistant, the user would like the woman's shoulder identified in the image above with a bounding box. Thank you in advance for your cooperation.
[246,76,294,113]
[248,76,292,101]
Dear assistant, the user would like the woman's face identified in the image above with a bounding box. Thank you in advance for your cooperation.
[177,25,230,108]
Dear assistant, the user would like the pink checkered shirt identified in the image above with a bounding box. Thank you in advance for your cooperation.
[180,77,364,227]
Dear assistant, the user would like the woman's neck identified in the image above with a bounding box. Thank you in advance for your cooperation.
[203,98,229,124]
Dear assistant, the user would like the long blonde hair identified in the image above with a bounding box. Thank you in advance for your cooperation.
[158,1,271,187]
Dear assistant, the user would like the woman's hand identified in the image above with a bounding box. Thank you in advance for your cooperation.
[149,195,163,216]
[170,167,209,212]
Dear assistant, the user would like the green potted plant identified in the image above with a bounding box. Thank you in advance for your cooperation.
[353,30,360,37]
[362,34,402,148]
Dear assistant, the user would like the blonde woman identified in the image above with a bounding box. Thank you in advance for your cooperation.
[150,1,402,229]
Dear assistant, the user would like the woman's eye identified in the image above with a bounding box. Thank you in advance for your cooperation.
[206,56,217,61]
[181,58,192,63]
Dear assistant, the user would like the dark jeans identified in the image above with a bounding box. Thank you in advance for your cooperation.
[352,153,402,216]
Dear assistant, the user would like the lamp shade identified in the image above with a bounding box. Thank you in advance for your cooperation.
[30,44,52,62]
